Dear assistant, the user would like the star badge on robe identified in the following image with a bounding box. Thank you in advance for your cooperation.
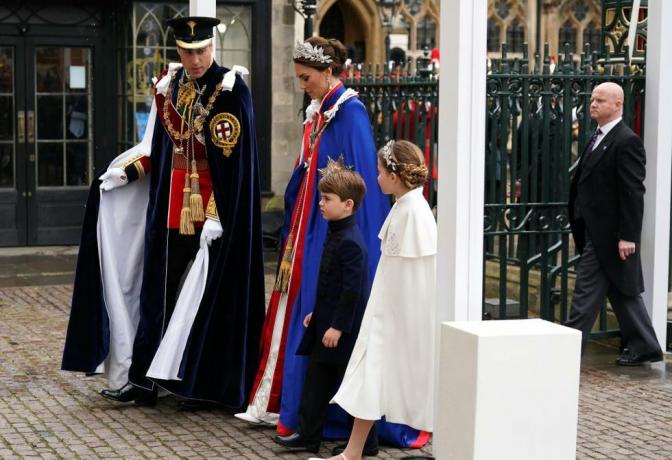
[209,113,241,157]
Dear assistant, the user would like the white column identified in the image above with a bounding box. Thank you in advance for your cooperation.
[189,0,215,17]
[189,0,217,52]
[437,0,488,323]
[641,0,672,351]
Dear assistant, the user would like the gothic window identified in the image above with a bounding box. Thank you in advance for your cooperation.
[487,18,501,53]
[558,20,577,53]
[417,15,436,49]
[495,0,510,20]
[582,21,600,52]
[403,0,423,16]
[573,0,589,22]
[215,5,252,73]
[506,18,525,53]
[118,2,252,148]
[391,0,439,62]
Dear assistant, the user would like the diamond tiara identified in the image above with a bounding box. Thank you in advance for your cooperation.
[381,140,397,171]
[318,154,352,178]
[293,41,333,64]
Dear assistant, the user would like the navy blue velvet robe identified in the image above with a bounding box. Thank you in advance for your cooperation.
[62,62,265,408]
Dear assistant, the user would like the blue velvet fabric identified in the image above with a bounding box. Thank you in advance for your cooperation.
[61,171,109,373]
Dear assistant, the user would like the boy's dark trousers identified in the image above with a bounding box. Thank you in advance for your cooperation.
[298,352,378,451]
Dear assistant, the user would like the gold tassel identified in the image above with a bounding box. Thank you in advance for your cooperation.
[179,174,195,235]
[189,160,204,222]
[273,234,294,293]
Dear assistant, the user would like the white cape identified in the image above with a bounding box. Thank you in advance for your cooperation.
[94,64,181,389]
[332,187,437,432]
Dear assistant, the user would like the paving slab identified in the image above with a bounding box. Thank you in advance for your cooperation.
[0,248,671,458]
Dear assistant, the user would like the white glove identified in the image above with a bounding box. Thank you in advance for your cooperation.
[99,167,128,191]
[200,218,223,247]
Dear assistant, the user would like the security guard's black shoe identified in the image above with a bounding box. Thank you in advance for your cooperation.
[615,350,663,366]
[273,433,319,453]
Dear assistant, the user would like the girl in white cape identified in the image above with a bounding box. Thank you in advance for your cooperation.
[312,140,437,460]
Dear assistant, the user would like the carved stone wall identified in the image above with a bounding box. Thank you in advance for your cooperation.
[270,0,304,196]
[488,0,603,59]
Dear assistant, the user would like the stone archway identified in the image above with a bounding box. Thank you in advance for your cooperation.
[316,0,384,64]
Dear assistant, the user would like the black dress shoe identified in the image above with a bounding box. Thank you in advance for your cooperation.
[273,433,319,453]
[100,383,157,406]
[331,442,379,457]
[100,383,139,402]
[616,350,663,366]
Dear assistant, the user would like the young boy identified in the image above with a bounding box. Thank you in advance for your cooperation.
[273,158,378,455]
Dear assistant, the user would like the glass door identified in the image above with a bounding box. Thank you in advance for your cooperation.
[0,36,95,246]
[28,44,94,244]
[0,38,26,245]
[34,47,93,189]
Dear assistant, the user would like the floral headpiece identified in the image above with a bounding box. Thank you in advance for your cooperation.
[381,140,397,171]
[318,154,352,178]
[293,41,333,64]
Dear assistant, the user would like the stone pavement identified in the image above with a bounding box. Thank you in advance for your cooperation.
[1,258,672,458]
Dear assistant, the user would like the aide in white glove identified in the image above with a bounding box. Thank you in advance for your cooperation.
[200,218,223,247]
[99,167,128,191]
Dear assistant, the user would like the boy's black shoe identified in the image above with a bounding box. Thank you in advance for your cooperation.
[273,433,319,453]
[331,443,379,457]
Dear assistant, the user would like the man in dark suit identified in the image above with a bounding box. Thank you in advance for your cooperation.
[566,82,662,366]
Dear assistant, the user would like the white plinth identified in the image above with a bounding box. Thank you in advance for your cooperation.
[434,319,582,460]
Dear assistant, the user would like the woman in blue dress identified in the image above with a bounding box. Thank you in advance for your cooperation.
[235,36,429,450]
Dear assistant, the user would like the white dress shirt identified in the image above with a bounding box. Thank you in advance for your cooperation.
[593,116,622,150]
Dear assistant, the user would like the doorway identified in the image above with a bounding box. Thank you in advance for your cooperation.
[0,35,99,246]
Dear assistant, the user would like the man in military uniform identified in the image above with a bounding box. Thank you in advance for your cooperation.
[62,17,265,409]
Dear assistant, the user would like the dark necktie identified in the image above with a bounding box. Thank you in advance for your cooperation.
[583,128,603,157]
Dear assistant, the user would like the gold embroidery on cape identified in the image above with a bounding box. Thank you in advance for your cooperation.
[205,193,219,221]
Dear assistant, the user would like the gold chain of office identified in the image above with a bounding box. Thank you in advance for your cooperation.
[162,72,223,141]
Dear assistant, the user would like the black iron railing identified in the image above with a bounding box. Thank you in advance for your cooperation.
[346,42,649,337]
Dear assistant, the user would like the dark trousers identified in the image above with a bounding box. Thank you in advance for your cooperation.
[565,239,661,356]
[165,229,200,326]
[298,355,378,450]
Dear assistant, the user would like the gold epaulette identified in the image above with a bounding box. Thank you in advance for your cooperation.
[205,193,219,221]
